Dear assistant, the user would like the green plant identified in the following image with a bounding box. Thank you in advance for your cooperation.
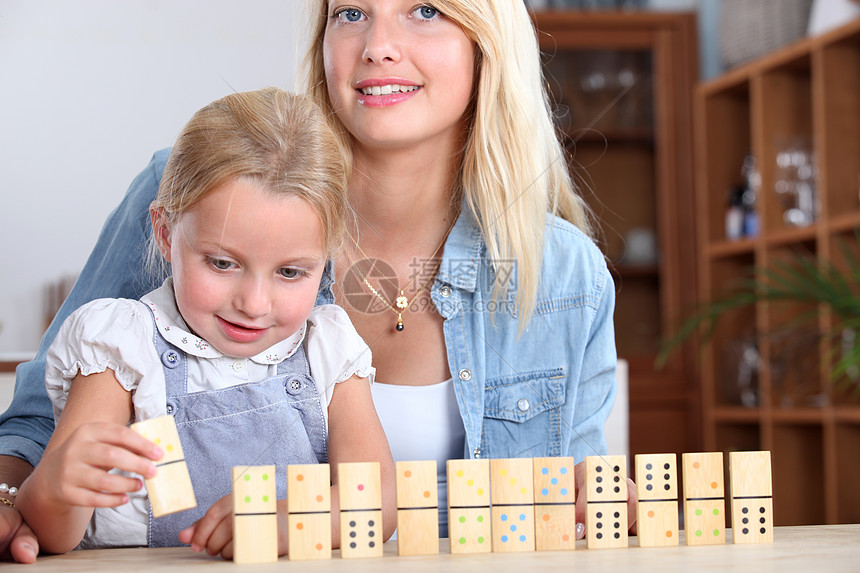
[659,237,860,397]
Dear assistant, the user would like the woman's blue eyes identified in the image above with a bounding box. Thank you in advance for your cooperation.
[337,8,364,22]
[414,5,439,20]
[333,5,440,23]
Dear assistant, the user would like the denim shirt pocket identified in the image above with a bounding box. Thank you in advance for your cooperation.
[482,367,566,458]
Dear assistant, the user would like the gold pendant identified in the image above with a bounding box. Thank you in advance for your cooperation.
[396,292,409,310]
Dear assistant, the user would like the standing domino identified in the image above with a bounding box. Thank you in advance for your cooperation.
[446,459,491,554]
[395,460,439,556]
[287,464,332,560]
[635,453,679,547]
[682,452,726,546]
[338,462,383,559]
[533,457,576,551]
[232,465,278,564]
[490,458,535,552]
[129,414,196,517]
[729,451,774,544]
[585,455,628,549]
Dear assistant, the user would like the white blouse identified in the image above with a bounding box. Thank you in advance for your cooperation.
[371,378,465,537]
[44,278,374,548]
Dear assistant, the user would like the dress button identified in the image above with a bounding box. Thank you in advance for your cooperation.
[458,369,472,381]
[285,377,304,395]
[517,398,530,412]
[160,350,181,369]
[231,360,245,373]
[440,285,452,298]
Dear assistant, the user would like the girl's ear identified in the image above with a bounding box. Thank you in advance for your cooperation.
[150,207,173,263]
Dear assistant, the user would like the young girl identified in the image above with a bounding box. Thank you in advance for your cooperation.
[14,87,396,556]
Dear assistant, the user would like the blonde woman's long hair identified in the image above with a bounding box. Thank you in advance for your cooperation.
[303,0,592,328]
[148,87,348,278]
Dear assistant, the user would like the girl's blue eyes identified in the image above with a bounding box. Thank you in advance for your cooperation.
[333,5,440,23]
[210,258,234,271]
[279,268,305,280]
[209,258,305,280]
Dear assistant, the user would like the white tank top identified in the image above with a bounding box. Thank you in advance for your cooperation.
[371,378,465,537]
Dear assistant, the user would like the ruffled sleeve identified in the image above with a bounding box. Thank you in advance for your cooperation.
[45,298,165,422]
[304,304,374,411]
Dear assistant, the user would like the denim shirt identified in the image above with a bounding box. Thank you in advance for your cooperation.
[0,148,616,467]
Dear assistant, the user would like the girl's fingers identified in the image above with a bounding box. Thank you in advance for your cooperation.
[83,442,157,479]
[188,496,233,554]
[573,461,586,538]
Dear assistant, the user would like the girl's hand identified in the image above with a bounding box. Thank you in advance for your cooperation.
[179,496,290,559]
[179,494,233,559]
[25,421,160,509]
[573,460,638,539]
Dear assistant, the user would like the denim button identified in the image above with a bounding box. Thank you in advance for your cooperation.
[440,285,452,298]
[166,404,175,414]
[473,447,482,459]
[161,350,181,369]
[517,398,530,412]
[285,378,304,395]
[458,369,472,381]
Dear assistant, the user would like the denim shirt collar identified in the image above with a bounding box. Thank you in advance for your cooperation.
[436,202,484,293]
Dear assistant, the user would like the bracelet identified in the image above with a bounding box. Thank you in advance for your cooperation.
[0,482,18,508]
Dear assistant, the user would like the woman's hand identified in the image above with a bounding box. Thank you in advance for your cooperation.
[179,495,289,559]
[0,506,38,563]
[574,460,638,540]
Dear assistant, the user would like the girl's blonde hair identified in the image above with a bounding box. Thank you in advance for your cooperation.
[303,0,592,328]
[149,87,347,277]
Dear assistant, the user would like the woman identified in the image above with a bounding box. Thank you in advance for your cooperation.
[0,0,631,561]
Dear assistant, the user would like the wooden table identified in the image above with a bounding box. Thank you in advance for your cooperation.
[6,525,859,572]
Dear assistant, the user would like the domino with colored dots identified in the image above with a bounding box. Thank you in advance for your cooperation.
[682,452,726,546]
[129,414,196,518]
[635,453,679,547]
[532,456,576,551]
[490,458,536,553]
[729,451,773,544]
[446,459,491,554]
[338,462,383,559]
[287,464,332,560]
[395,460,439,556]
[232,465,278,564]
[585,455,628,549]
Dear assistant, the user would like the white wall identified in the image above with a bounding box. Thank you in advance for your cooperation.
[0,0,304,353]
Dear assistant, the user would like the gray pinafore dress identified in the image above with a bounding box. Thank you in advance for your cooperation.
[146,316,328,547]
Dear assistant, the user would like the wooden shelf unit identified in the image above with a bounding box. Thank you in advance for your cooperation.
[696,18,860,526]
[532,12,699,459]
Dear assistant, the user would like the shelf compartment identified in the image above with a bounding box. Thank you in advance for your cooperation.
[706,254,759,408]
[820,229,860,406]
[697,81,752,245]
[818,30,860,220]
[834,423,860,523]
[756,55,815,235]
[771,423,825,525]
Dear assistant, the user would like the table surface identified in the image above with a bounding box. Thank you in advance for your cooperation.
[6,525,859,572]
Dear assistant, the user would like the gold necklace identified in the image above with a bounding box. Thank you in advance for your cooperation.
[350,219,456,332]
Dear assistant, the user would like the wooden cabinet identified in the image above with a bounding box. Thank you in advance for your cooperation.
[695,18,860,525]
[532,12,699,459]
